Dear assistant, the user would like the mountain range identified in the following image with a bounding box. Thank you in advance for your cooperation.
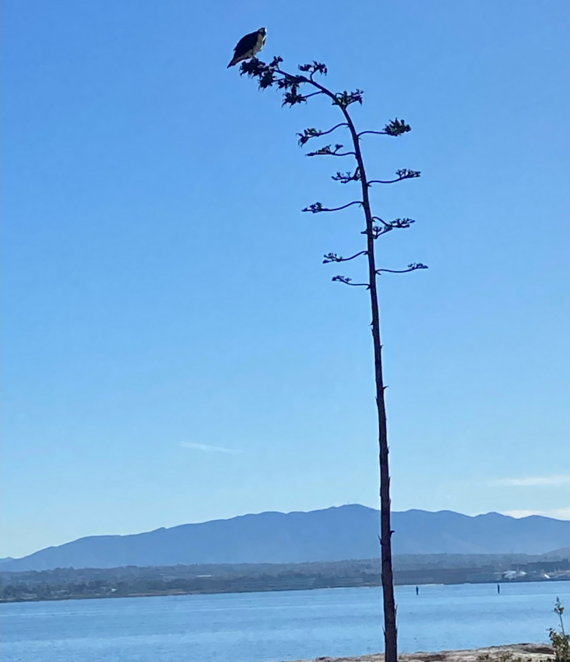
[3,505,570,573]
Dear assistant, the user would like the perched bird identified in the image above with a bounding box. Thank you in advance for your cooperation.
[227,28,267,68]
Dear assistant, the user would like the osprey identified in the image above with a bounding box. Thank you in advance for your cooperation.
[227,28,267,68]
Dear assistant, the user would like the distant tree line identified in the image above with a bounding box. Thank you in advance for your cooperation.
[1,555,568,603]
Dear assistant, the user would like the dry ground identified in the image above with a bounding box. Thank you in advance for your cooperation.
[296,643,554,662]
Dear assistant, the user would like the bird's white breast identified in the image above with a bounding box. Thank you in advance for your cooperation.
[253,32,265,54]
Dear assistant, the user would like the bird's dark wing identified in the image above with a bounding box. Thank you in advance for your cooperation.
[233,31,258,57]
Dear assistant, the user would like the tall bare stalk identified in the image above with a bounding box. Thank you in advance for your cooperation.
[238,57,426,662]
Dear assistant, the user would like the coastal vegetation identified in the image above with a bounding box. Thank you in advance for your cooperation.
[1,555,567,603]
[549,597,570,662]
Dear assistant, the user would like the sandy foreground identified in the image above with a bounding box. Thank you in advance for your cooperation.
[294,643,554,662]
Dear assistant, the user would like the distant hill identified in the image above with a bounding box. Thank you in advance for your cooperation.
[0,558,14,564]
[3,505,570,572]
[544,546,570,558]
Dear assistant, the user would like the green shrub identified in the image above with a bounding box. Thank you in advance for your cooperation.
[549,597,570,662]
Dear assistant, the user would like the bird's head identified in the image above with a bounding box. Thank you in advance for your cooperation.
[258,27,267,36]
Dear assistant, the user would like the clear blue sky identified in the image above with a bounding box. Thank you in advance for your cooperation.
[2,0,569,559]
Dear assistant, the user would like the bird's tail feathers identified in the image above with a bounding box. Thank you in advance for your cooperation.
[228,53,248,68]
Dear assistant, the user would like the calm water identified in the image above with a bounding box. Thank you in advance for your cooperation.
[1,582,568,662]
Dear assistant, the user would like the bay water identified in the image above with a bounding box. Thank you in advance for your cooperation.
[1,581,569,662]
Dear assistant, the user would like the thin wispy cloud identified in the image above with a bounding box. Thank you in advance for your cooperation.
[180,442,243,455]
[490,474,570,487]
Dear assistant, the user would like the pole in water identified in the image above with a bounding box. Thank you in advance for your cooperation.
[416,586,419,596]
[497,583,500,594]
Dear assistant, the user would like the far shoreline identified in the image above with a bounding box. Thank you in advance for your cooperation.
[1,577,567,605]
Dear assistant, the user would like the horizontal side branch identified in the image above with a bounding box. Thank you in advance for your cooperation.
[323,250,367,264]
[357,130,389,138]
[316,123,348,136]
[302,201,362,213]
[368,170,421,186]
[332,275,369,288]
[358,120,412,138]
[368,178,407,185]
[297,124,349,146]
[376,263,428,275]
[372,216,391,228]
[307,150,356,157]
